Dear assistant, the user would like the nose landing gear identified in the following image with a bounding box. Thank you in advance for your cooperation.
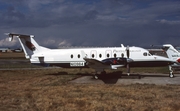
[169,65,174,78]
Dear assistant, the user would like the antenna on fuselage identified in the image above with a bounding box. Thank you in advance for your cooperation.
[121,44,124,48]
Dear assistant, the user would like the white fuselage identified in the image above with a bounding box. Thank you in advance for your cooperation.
[6,33,176,78]
[30,46,173,68]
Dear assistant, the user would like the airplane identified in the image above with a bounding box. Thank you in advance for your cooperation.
[162,44,180,73]
[5,33,175,79]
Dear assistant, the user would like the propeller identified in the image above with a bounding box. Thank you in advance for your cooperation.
[126,45,130,75]
[126,45,130,58]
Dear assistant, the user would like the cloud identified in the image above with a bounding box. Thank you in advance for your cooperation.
[0,0,180,48]
[58,40,72,47]
[43,39,56,46]
[157,19,180,25]
[26,0,56,11]
[0,37,18,47]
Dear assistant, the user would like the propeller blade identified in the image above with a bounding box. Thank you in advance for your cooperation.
[127,64,130,76]
[126,45,130,58]
[126,45,130,76]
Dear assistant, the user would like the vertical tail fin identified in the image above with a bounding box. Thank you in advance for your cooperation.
[5,33,49,59]
[162,44,180,63]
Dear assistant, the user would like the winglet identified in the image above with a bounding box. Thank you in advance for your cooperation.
[4,33,35,41]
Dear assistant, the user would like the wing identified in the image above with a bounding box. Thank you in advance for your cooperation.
[81,50,126,70]
[84,58,125,70]
[84,58,111,69]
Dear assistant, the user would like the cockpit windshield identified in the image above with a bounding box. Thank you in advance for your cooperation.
[143,52,152,56]
[175,47,180,52]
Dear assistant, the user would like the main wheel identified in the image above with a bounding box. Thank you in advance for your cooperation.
[94,75,98,79]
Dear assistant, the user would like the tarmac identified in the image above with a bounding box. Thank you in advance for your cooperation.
[1,59,180,85]
[0,59,29,64]
[69,73,180,85]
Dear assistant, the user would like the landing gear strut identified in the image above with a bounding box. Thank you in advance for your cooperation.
[93,70,106,79]
[94,74,98,79]
[101,70,106,75]
[169,65,174,78]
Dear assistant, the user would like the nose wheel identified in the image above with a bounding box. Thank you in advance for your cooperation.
[169,73,174,78]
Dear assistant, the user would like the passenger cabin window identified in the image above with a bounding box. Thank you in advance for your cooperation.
[71,54,73,58]
[107,54,110,58]
[78,54,80,58]
[121,53,124,58]
[99,54,102,58]
[114,53,117,58]
[92,54,95,58]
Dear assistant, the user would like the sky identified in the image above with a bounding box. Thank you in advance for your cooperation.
[0,0,180,48]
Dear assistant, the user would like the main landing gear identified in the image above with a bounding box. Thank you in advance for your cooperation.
[94,74,98,79]
[93,71,106,79]
[169,65,174,78]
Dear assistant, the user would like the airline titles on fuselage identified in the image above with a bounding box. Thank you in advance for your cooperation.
[113,49,141,53]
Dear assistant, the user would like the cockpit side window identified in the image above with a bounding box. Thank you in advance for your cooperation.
[143,52,152,56]
[143,52,147,56]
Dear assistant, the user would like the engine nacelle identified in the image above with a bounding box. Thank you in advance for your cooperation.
[102,58,127,65]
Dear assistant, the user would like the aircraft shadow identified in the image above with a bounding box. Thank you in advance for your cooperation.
[46,71,122,84]
[46,71,170,84]
[98,73,170,84]
[97,72,122,84]
[45,71,93,76]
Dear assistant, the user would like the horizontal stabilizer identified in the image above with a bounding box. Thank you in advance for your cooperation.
[5,33,34,41]
[5,32,50,59]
